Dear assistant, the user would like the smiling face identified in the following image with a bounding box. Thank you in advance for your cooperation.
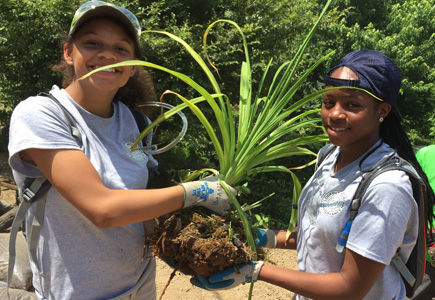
[64,17,137,94]
[321,66,391,156]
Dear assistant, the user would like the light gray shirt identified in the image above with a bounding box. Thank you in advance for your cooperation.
[9,86,158,299]
[296,141,418,300]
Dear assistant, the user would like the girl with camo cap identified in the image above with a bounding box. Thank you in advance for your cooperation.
[8,2,234,299]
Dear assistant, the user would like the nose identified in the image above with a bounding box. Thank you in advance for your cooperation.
[97,47,117,61]
[329,103,346,120]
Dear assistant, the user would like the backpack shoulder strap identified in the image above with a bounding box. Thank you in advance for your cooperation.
[315,144,337,170]
[337,156,416,253]
[337,156,426,295]
[8,177,50,293]
[130,109,150,147]
[8,92,84,293]
[38,92,83,148]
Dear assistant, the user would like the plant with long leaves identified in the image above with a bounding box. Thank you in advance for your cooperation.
[82,0,333,294]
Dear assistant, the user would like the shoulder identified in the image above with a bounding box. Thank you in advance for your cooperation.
[316,144,337,169]
[12,90,64,120]
[363,166,415,214]
[370,168,412,190]
[367,148,414,194]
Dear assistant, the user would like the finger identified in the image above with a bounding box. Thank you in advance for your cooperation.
[254,228,266,247]
[199,175,217,182]
[213,202,230,216]
[219,180,237,196]
[190,276,208,289]
[195,274,235,290]
[203,208,223,216]
[208,267,236,283]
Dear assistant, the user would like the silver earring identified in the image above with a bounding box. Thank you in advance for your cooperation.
[379,117,384,122]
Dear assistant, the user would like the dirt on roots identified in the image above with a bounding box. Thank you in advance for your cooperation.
[146,208,265,278]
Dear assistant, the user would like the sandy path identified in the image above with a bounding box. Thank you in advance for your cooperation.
[155,249,297,300]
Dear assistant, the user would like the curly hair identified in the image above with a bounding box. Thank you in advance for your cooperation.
[51,17,156,116]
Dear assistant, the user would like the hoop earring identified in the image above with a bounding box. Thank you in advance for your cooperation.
[379,117,384,122]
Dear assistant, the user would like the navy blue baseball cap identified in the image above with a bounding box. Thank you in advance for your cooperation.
[324,50,402,121]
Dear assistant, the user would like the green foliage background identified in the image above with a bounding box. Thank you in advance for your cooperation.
[1,0,434,227]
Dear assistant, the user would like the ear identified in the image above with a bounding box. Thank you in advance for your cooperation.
[129,59,138,77]
[130,65,137,77]
[63,43,74,66]
[379,102,392,119]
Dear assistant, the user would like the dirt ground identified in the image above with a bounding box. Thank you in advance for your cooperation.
[0,151,297,299]
[154,249,297,300]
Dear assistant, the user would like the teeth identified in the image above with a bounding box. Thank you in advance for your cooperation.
[94,66,116,72]
[332,127,346,132]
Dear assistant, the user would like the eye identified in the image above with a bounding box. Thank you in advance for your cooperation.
[347,102,360,108]
[322,99,334,107]
[84,40,99,47]
[116,46,129,52]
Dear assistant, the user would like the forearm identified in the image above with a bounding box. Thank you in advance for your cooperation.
[79,186,185,228]
[275,228,297,249]
[257,249,384,300]
[25,147,186,227]
[258,265,362,300]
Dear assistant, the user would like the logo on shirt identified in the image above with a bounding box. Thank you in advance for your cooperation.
[123,142,148,163]
[320,190,346,216]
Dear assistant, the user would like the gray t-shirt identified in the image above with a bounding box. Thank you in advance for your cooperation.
[296,141,418,300]
[8,86,158,299]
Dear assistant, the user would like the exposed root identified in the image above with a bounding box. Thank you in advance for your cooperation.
[147,208,264,278]
[159,266,178,300]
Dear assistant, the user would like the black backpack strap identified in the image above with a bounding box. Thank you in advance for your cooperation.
[336,156,426,296]
[315,144,337,170]
[130,109,150,147]
[130,109,159,178]
[38,92,83,148]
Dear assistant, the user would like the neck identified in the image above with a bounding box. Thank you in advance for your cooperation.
[65,81,117,117]
[335,139,381,172]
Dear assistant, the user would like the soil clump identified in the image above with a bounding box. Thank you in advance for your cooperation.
[147,208,264,277]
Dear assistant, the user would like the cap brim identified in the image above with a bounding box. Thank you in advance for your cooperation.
[69,6,139,44]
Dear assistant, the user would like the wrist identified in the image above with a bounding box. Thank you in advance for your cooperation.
[252,261,264,281]
[180,182,199,208]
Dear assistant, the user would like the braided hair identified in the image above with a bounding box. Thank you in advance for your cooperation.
[380,113,435,231]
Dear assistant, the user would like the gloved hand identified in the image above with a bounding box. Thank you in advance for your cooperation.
[181,176,236,215]
[254,228,277,248]
[191,261,264,290]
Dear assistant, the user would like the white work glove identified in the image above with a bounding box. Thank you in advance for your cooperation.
[180,176,236,215]
[192,261,264,290]
[254,228,277,248]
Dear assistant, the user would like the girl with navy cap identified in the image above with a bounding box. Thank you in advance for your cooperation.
[8,1,235,299]
[193,50,435,299]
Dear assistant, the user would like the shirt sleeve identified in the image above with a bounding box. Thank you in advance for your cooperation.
[8,95,82,177]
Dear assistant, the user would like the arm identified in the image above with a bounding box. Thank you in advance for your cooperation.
[258,248,385,300]
[255,227,297,250]
[275,227,297,250]
[196,247,385,300]
[21,148,226,228]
